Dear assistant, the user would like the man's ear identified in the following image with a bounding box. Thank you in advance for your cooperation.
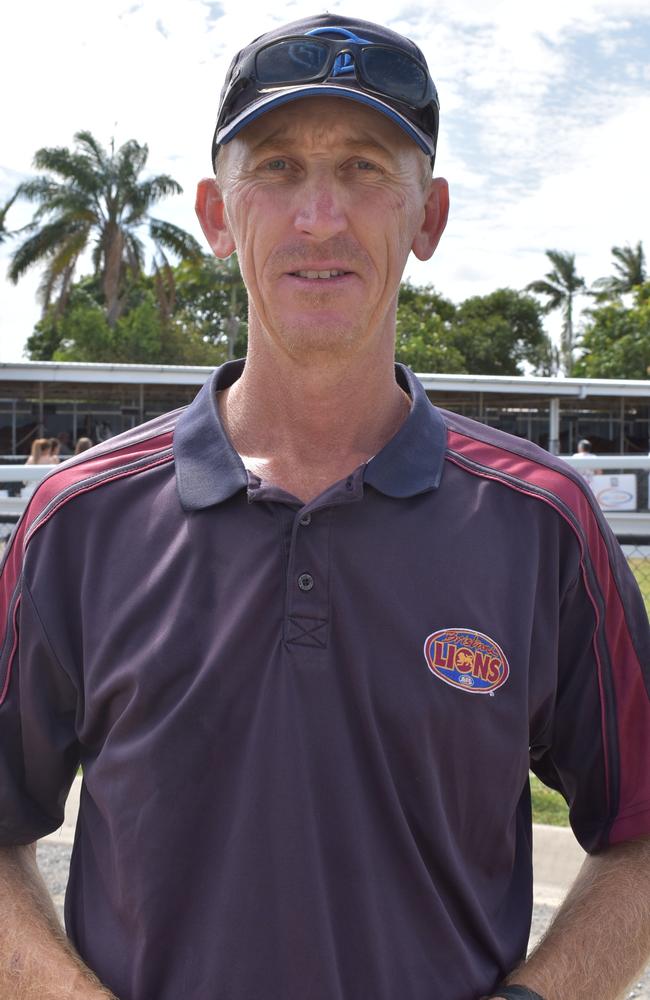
[411,177,449,261]
[195,178,236,258]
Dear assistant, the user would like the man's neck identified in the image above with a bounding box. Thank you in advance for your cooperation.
[218,345,410,503]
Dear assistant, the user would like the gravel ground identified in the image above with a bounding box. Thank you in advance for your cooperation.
[37,841,650,999]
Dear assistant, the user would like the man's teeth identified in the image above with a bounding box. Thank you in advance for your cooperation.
[294,269,346,279]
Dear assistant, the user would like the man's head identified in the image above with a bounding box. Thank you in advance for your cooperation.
[196,15,448,365]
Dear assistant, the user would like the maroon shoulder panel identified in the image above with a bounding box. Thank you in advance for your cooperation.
[0,427,175,705]
[446,425,650,845]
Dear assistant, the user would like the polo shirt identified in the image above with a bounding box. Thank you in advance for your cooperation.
[1,360,648,1000]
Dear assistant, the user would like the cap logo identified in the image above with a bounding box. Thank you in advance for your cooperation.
[305,25,371,78]
[423,628,509,694]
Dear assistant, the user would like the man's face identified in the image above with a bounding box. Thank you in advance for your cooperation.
[200,97,447,363]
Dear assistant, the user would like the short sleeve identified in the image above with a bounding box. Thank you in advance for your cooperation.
[531,511,650,853]
[0,561,80,846]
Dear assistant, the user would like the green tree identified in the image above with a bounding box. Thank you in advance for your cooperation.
[449,289,551,376]
[592,241,646,301]
[395,283,464,372]
[8,131,202,325]
[174,253,249,359]
[526,250,586,375]
[27,276,222,366]
[573,283,650,379]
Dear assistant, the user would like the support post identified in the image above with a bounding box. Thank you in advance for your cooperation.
[549,397,560,455]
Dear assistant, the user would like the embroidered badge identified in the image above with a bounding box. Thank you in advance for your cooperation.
[423,628,509,694]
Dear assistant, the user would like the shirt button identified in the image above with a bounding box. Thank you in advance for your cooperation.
[299,513,312,526]
[298,573,314,592]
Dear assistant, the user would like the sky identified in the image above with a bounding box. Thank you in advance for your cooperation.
[1,0,649,362]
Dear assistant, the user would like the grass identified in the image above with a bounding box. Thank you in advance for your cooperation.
[530,774,570,827]
[628,558,650,614]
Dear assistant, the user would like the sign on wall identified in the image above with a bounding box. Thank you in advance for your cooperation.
[589,474,638,511]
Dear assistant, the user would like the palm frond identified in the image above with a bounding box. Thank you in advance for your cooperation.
[124,231,146,275]
[33,145,103,197]
[524,279,563,312]
[611,241,646,289]
[8,218,89,282]
[74,131,110,171]
[0,191,18,243]
[149,218,203,261]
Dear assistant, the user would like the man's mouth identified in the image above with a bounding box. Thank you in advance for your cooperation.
[290,269,349,279]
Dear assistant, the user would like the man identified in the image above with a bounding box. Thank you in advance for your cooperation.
[573,438,594,457]
[0,14,649,1000]
[571,439,601,481]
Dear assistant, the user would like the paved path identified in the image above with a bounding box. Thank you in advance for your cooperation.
[37,778,650,998]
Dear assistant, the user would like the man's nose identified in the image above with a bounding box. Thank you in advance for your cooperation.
[292,175,348,240]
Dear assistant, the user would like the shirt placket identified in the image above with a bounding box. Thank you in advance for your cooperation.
[284,505,332,654]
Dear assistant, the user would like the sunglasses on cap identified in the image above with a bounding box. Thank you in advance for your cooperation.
[245,31,434,104]
[216,27,438,128]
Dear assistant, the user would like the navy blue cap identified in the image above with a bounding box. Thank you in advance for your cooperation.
[212,14,439,164]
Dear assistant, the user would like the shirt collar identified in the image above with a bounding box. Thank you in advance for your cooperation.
[363,364,447,498]
[174,359,447,511]
[175,359,248,510]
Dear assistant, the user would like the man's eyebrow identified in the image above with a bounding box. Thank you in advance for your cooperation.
[342,135,397,158]
[248,129,291,154]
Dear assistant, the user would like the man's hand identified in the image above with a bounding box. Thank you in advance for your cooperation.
[499,835,650,1000]
[0,843,118,999]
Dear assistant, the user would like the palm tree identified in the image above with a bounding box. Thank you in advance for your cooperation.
[0,192,17,245]
[526,250,586,375]
[8,131,202,325]
[592,241,646,300]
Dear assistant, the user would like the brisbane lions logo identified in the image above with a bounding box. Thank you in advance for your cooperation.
[423,628,509,694]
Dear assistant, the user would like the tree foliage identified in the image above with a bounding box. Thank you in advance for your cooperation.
[174,254,248,359]
[8,131,202,326]
[395,283,464,373]
[449,289,551,376]
[395,284,550,376]
[27,274,223,366]
[573,283,650,380]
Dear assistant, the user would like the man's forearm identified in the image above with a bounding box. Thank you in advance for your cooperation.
[0,843,117,999]
[496,835,650,1000]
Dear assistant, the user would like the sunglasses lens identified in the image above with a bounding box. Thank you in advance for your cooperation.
[361,47,428,105]
[256,40,330,84]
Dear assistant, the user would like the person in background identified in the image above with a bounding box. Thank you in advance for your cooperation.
[48,439,61,464]
[24,438,53,465]
[572,438,594,457]
[74,437,93,455]
[23,438,55,500]
[572,438,601,478]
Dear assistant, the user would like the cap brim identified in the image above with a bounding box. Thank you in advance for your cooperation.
[215,84,435,157]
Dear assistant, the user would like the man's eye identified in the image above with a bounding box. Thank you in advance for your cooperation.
[266,158,287,171]
[354,160,378,171]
